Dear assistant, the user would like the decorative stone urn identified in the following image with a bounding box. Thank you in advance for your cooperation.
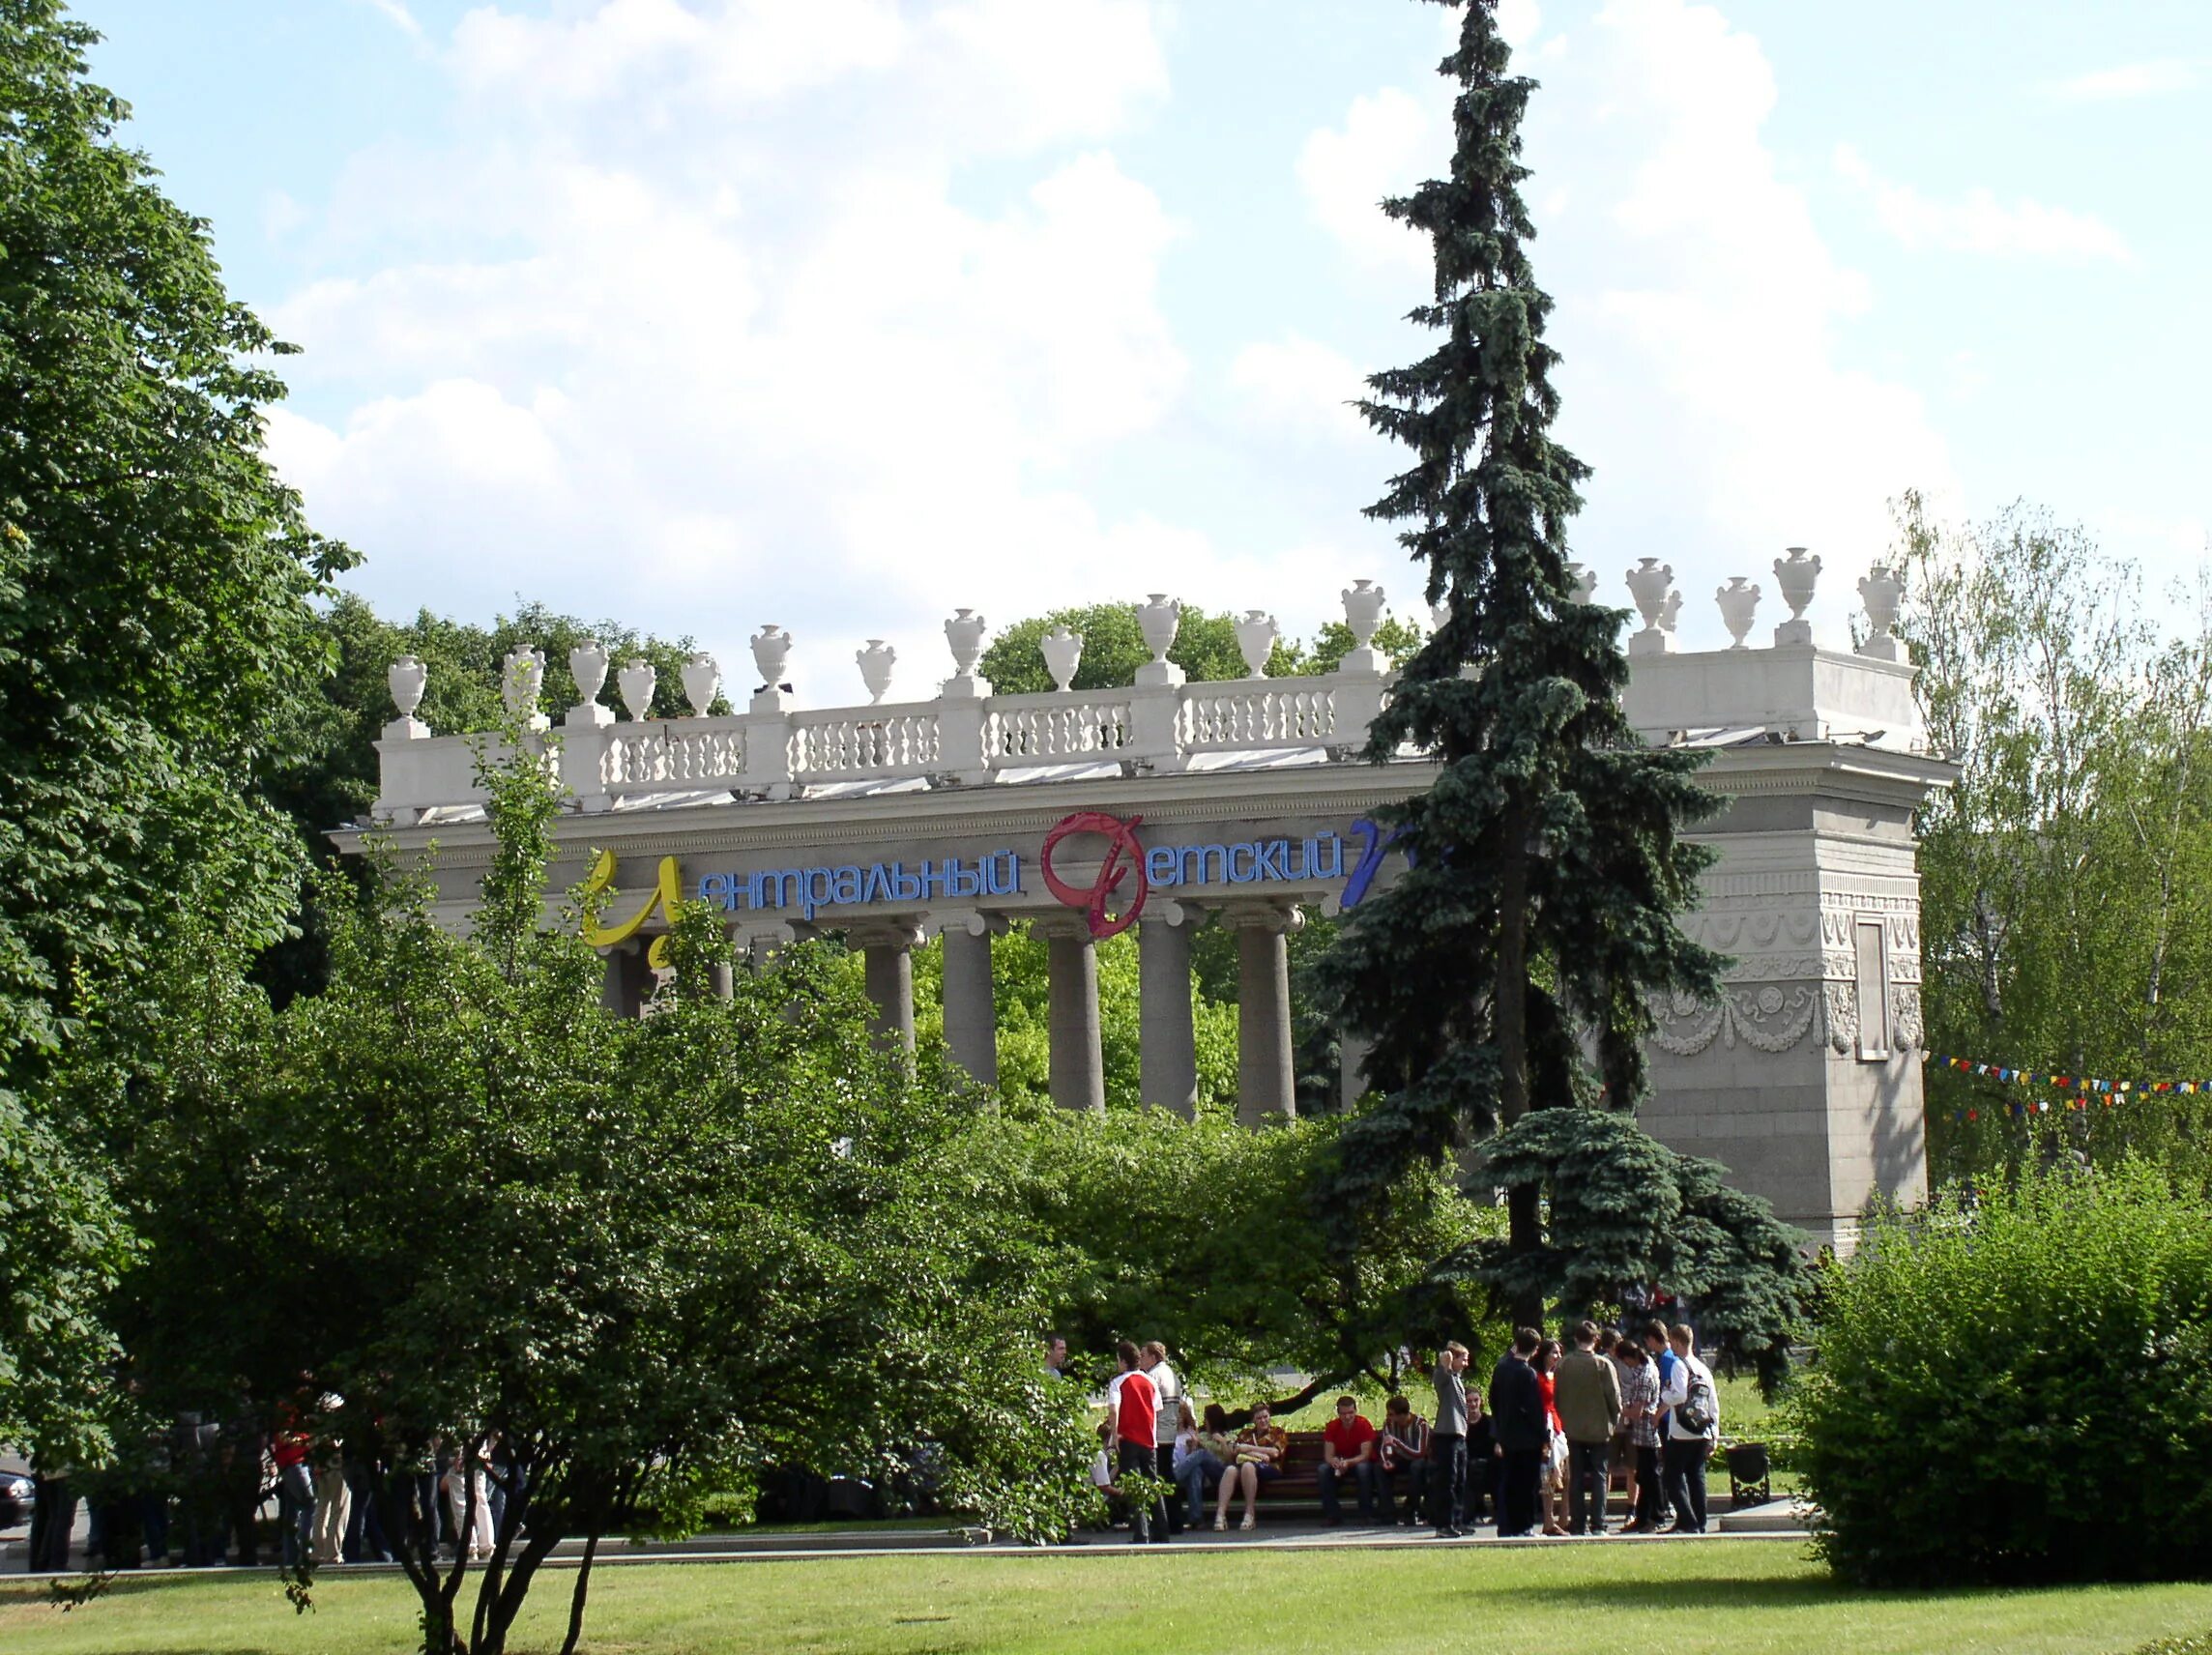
[1135,595,1184,687]
[1137,594,1180,663]
[750,624,794,689]
[568,638,610,709]
[1716,577,1761,649]
[502,647,548,727]
[944,608,988,678]
[388,654,427,721]
[1660,588,1683,635]
[1235,610,1279,678]
[617,658,657,721]
[1624,558,1674,655]
[1429,595,1453,633]
[1341,579,1385,646]
[384,655,429,740]
[1773,546,1820,645]
[1566,562,1599,605]
[680,651,721,716]
[1041,624,1083,692]
[1857,565,1905,662]
[856,639,896,704]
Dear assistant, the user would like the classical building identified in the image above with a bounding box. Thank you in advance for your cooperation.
[339,554,1948,1251]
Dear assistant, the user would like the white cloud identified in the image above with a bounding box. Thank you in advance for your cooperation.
[2050,59,2202,102]
[1833,143,2135,265]
[1288,0,1960,648]
[266,1,1190,689]
[354,0,422,40]
[1228,334,1373,443]
[1295,87,1439,277]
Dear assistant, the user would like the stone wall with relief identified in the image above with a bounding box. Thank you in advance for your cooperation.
[1629,766,1939,1254]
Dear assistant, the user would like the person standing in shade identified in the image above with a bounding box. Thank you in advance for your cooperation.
[1553,1320,1622,1536]
[1043,1335,1069,1380]
[1109,1341,1170,1544]
[1641,1318,1680,1529]
[1489,1327,1548,1538]
[1614,1340,1664,1532]
[1660,1323,1720,1533]
[1429,1342,1470,1539]
[1142,1341,1184,1533]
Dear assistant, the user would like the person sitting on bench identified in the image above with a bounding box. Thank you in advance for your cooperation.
[1378,1395,1431,1525]
[1217,1403,1287,1531]
[1318,1395,1383,1525]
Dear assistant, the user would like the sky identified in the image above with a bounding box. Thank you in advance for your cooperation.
[74,0,2212,706]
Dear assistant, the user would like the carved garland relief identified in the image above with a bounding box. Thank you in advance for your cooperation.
[1651,889,1924,1059]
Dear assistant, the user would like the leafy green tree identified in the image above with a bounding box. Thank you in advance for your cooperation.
[0,0,349,1458]
[1789,1161,2212,1586]
[1282,610,1426,676]
[963,1105,1508,1409]
[1314,0,1723,1325]
[83,732,1091,1653]
[1477,1111,1810,1391]
[1899,496,2212,1186]
[255,594,724,1001]
[979,601,1291,694]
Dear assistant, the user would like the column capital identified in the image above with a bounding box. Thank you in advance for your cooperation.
[846,917,925,950]
[922,908,1010,940]
[1135,898,1193,930]
[1030,912,1099,943]
[1215,899,1303,935]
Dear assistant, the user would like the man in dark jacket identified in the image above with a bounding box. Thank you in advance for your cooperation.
[1487,1327,1548,1538]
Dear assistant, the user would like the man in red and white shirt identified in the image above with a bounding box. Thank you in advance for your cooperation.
[1106,1340,1171,1543]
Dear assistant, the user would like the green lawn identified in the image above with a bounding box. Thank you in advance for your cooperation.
[5,1543,2209,1655]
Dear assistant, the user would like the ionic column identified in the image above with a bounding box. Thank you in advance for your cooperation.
[1037,915,1106,1115]
[851,921,922,1051]
[1139,905,1196,1116]
[1340,1030,1373,1111]
[599,944,650,1018]
[1226,903,1301,1125]
[939,920,1000,1086]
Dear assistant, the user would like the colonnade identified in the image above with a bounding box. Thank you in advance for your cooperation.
[609,902,1323,1122]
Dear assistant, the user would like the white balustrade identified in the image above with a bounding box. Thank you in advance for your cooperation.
[1179,682,1336,752]
[789,705,942,781]
[367,564,1931,822]
[985,691,1134,768]
[598,719,747,796]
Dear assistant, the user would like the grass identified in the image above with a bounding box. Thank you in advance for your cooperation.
[5,1542,2210,1655]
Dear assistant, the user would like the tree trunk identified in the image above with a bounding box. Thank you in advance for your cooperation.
[1496,823,1544,1330]
[560,1534,601,1655]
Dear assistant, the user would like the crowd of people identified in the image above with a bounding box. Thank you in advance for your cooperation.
[21,1390,518,1575]
[1071,1320,1724,1542]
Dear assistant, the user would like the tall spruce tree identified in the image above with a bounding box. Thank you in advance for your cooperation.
[1317,1,1727,1325]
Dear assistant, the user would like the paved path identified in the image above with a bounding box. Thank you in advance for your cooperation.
[6,1504,1813,1576]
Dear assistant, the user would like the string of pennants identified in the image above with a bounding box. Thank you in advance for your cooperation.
[1934,1054,2212,1123]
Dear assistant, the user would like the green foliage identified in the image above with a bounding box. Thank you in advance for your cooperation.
[957,1105,1508,1396]
[1900,496,2212,1188]
[1313,1,1723,1322]
[0,0,351,1461]
[1476,1111,1813,1392]
[0,1,351,1062]
[978,602,1293,695]
[255,594,722,1001]
[0,1090,134,1462]
[1788,1162,2212,1586]
[89,734,1092,1653]
[1284,612,1426,676]
[984,922,1238,1114]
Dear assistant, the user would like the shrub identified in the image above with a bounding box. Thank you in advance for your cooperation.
[1790,1161,2212,1586]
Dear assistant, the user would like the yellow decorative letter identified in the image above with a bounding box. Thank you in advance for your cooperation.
[581,849,684,968]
